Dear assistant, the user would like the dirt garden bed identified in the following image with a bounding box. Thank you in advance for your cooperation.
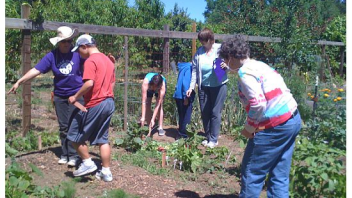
[5,85,268,198]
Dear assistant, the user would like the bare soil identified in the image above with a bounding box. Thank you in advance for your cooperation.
[5,86,267,198]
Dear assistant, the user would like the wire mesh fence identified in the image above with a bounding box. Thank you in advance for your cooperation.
[5,24,345,135]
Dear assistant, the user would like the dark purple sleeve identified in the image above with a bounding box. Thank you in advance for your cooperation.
[34,52,54,74]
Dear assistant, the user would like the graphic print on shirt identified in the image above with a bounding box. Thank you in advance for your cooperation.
[57,60,74,75]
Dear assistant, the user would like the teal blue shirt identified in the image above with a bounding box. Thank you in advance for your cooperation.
[144,72,167,93]
[190,43,228,89]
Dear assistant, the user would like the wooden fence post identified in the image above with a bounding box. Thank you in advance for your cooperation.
[21,4,31,137]
[163,25,170,74]
[320,45,326,82]
[192,22,197,58]
[124,36,129,131]
[339,47,345,77]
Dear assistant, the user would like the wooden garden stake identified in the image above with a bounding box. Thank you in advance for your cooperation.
[38,135,42,150]
[158,146,167,168]
[162,150,166,168]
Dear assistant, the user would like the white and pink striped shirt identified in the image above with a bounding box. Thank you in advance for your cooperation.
[237,59,298,133]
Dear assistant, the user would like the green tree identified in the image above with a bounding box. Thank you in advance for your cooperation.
[322,15,346,76]
[165,4,194,63]
[203,0,345,72]
[5,0,23,82]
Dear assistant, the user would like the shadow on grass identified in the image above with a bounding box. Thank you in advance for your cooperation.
[225,166,241,178]
[174,190,239,198]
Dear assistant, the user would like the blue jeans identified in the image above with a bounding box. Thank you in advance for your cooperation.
[240,111,301,198]
[198,84,227,143]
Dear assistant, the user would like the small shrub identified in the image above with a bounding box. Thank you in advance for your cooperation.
[290,137,346,198]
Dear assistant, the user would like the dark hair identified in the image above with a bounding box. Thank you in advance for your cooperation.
[198,28,214,42]
[218,35,250,60]
[150,74,163,88]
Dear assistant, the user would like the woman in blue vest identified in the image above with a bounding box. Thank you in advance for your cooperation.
[173,62,195,139]
[140,73,167,136]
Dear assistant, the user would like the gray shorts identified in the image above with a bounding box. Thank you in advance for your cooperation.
[67,98,115,145]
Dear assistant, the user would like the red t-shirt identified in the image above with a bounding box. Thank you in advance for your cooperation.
[82,53,115,108]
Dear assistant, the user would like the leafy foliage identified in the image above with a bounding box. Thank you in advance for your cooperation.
[203,0,345,74]
[5,130,60,157]
[5,1,346,197]
[290,137,345,198]
[301,86,346,150]
[5,160,78,197]
[114,121,150,152]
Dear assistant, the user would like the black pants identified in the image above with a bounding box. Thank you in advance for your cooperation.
[198,84,227,143]
[175,98,193,137]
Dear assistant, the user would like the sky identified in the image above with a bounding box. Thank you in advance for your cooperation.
[128,0,207,23]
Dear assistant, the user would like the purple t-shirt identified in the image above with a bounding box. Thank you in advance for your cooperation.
[35,48,84,97]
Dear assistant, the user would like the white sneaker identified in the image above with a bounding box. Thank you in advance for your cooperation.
[73,162,97,177]
[158,128,165,136]
[67,157,78,166]
[58,157,68,164]
[95,170,113,182]
[206,141,218,148]
[201,140,208,146]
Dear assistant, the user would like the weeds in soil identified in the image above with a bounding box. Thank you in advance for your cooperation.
[100,189,140,198]
[114,121,238,177]
[118,150,170,176]
[5,130,59,157]
[6,160,78,198]
[114,122,150,152]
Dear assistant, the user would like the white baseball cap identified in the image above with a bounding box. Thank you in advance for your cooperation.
[71,34,96,52]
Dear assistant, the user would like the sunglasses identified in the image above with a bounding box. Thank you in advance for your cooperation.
[60,39,73,43]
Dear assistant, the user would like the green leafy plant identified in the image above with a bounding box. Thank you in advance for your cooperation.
[302,86,346,150]
[40,131,60,147]
[290,137,346,198]
[6,160,78,198]
[114,122,150,152]
[8,130,37,152]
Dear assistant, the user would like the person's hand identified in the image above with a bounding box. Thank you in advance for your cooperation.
[68,96,77,104]
[140,118,145,127]
[220,62,229,70]
[183,97,189,106]
[241,128,254,139]
[255,126,265,132]
[186,89,193,98]
[149,119,155,132]
[107,53,116,64]
[8,82,20,94]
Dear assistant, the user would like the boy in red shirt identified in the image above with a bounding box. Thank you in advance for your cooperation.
[67,34,115,182]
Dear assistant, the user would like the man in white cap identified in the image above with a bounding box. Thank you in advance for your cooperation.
[67,34,115,182]
[8,26,84,166]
